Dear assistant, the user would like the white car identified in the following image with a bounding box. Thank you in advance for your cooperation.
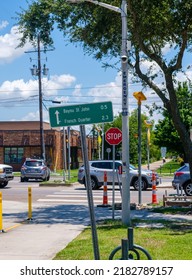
[78,160,159,190]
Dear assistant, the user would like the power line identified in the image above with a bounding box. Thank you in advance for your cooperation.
[0,82,143,94]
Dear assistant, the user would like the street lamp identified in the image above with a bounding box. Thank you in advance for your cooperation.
[67,0,131,226]
[133,91,147,205]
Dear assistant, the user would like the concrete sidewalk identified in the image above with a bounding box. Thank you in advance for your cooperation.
[142,158,172,171]
[0,200,101,259]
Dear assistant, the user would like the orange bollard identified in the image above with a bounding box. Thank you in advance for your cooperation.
[152,172,158,204]
[97,171,110,207]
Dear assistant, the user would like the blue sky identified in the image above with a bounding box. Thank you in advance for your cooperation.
[1,1,189,128]
[0,0,123,125]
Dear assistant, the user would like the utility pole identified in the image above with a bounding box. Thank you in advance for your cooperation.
[37,33,45,160]
[26,34,53,160]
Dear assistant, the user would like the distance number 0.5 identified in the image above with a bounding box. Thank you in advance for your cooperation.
[100,105,108,110]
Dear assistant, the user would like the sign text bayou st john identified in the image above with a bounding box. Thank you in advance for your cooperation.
[49,101,113,127]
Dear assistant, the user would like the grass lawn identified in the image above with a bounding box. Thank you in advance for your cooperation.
[156,160,181,175]
[54,208,192,260]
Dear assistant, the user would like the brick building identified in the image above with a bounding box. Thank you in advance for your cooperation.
[0,121,96,171]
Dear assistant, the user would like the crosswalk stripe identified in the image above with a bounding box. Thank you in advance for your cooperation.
[37,189,122,205]
[46,194,121,198]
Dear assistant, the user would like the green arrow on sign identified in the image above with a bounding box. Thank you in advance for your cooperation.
[49,101,113,127]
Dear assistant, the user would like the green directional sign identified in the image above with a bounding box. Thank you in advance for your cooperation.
[49,101,113,127]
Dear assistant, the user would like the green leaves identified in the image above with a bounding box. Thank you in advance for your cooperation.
[154,82,192,154]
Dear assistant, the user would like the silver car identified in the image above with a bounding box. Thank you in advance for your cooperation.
[78,160,159,190]
[172,163,192,196]
[20,158,50,182]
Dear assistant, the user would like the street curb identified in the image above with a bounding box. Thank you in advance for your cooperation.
[39,182,76,187]
[157,185,172,189]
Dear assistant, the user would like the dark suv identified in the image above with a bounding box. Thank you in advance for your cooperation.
[20,158,50,182]
[78,160,159,190]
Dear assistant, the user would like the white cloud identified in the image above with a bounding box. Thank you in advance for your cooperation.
[0,73,76,101]
[21,110,40,121]
[162,43,176,56]
[85,72,122,115]
[44,74,76,95]
[0,20,9,30]
[0,26,33,64]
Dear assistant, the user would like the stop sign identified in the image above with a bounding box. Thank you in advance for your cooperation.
[105,127,122,145]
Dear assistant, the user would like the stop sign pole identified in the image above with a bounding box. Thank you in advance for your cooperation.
[105,127,122,219]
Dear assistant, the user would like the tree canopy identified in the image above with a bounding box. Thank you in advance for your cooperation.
[17,0,192,176]
[154,82,192,158]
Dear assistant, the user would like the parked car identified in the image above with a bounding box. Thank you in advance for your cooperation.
[78,160,159,190]
[172,163,192,196]
[0,163,14,188]
[20,158,50,182]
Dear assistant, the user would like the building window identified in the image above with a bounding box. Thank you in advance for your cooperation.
[4,147,24,164]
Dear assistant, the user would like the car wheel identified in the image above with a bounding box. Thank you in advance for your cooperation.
[84,177,99,190]
[0,182,8,188]
[133,178,148,191]
[91,177,99,190]
[20,177,25,182]
[43,177,48,181]
[183,181,192,196]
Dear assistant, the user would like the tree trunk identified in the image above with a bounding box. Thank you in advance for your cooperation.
[165,74,192,181]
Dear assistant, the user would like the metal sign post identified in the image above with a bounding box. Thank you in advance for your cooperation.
[105,127,122,219]
[112,144,116,219]
[80,124,100,260]
[133,92,147,205]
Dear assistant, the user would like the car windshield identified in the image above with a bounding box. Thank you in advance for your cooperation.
[25,161,43,167]
[130,164,137,170]
[176,164,189,172]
